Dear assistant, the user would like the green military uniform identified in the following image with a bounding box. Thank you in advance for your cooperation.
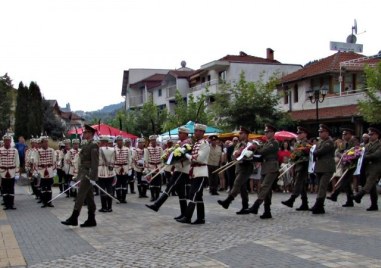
[62,125,99,227]
[353,129,381,211]
[310,124,335,214]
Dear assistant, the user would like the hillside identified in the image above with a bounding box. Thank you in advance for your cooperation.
[75,102,124,122]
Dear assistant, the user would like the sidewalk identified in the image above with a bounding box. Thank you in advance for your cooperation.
[2,184,381,267]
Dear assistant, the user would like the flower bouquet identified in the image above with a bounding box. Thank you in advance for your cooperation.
[341,146,364,170]
[290,143,312,163]
[161,144,179,163]
[165,143,192,165]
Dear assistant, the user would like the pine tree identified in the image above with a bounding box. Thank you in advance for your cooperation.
[14,82,30,138]
[27,82,43,137]
[0,73,13,136]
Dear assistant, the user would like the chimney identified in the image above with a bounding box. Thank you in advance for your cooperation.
[266,48,274,60]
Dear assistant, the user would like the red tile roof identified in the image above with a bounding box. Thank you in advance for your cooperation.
[281,52,370,83]
[290,105,359,121]
[219,53,280,64]
[130,73,166,90]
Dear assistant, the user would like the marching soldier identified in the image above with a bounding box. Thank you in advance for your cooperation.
[0,134,19,210]
[62,139,72,197]
[134,138,148,198]
[62,124,99,227]
[207,135,223,195]
[36,136,56,208]
[327,127,358,207]
[217,127,254,214]
[310,124,335,214]
[281,126,311,211]
[144,135,163,202]
[98,135,116,212]
[244,124,279,219]
[55,142,66,193]
[353,127,381,211]
[177,123,210,225]
[124,138,136,194]
[146,127,192,219]
[162,139,174,187]
[114,136,132,203]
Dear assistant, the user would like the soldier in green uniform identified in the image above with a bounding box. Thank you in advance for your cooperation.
[310,124,335,214]
[61,124,99,227]
[353,127,381,211]
[327,127,358,207]
[281,126,311,211]
[244,124,279,219]
[217,126,254,214]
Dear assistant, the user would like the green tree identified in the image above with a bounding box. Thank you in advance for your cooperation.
[0,73,13,135]
[28,82,43,137]
[134,100,168,137]
[42,99,65,140]
[358,62,381,123]
[14,82,30,138]
[212,71,288,132]
[108,109,138,135]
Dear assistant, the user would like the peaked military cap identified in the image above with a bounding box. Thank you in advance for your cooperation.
[341,127,355,135]
[368,127,381,136]
[264,124,277,133]
[84,124,96,134]
[194,123,207,131]
[318,124,331,134]
[239,126,251,134]
[297,126,309,134]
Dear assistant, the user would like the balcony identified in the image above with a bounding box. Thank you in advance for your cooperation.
[165,85,177,99]
[128,93,152,108]
[189,79,220,94]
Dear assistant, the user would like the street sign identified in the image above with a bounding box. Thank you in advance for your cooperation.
[330,41,363,53]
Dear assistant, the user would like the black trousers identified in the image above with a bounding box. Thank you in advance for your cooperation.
[2,178,15,208]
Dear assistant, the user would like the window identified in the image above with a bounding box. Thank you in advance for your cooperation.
[293,84,298,103]
[219,71,226,82]
[158,89,162,97]
[284,90,289,105]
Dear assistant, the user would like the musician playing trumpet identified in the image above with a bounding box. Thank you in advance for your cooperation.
[242,124,279,219]
[217,126,255,214]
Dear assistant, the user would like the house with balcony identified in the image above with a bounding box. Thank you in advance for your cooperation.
[121,69,170,110]
[188,49,302,102]
[278,51,381,137]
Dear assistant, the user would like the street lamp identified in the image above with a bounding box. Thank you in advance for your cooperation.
[306,87,328,127]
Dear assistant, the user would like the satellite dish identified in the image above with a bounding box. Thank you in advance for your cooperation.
[346,34,357,44]
[352,19,358,35]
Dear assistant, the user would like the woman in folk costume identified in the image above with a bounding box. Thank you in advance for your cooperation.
[176,123,210,225]
[0,134,20,210]
[36,136,57,208]
[97,135,116,212]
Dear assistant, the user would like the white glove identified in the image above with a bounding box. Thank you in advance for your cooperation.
[179,148,186,154]
[244,151,253,158]
[127,169,132,176]
[185,153,192,160]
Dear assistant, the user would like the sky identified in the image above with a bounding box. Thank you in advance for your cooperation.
[1,0,380,112]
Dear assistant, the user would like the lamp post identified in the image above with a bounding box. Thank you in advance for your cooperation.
[306,87,328,127]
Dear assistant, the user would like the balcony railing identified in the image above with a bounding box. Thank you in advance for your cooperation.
[166,85,177,98]
[189,79,220,92]
[128,93,152,107]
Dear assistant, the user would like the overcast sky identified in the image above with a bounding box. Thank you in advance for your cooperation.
[1,0,379,112]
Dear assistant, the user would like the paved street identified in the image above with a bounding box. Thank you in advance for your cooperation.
[1,183,380,267]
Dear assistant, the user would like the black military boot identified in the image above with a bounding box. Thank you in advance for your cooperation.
[6,195,16,210]
[146,193,168,212]
[296,196,309,211]
[41,192,48,208]
[342,193,354,207]
[311,198,325,214]
[47,192,54,207]
[353,190,366,204]
[260,204,272,219]
[281,194,297,208]
[2,195,14,210]
[236,199,249,215]
[217,195,234,209]
[243,199,263,214]
[176,202,195,224]
[98,196,108,212]
[106,197,113,212]
[149,188,155,202]
[327,190,339,202]
[192,203,205,224]
[121,189,127,204]
[367,191,379,211]
[137,185,142,197]
[80,212,97,227]
[130,182,136,194]
[174,199,188,220]
[141,186,148,198]
[61,210,80,226]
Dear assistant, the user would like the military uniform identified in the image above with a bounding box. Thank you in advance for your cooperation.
[146,127,192,219]
[25,139,40,198]
[98,136,116,212]
[124,138,136,194]
[177,124,210,224]
[310,124,335,214]
[246,124,279,219]
[114,136,132,203]
[207,136,222,195]
[281,126,310,211]
[217,127,254,213]
[64,139,80,198]
[62,124,99,227]
[353,127,381,211]
[327,128,358,206]
[134,138,148,198]
[36,136,56,208]
[0,135,19,210]
[144,135,163,202]
[55,143,65,193]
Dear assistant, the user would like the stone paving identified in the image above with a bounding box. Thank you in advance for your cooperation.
[1,184,380,267]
